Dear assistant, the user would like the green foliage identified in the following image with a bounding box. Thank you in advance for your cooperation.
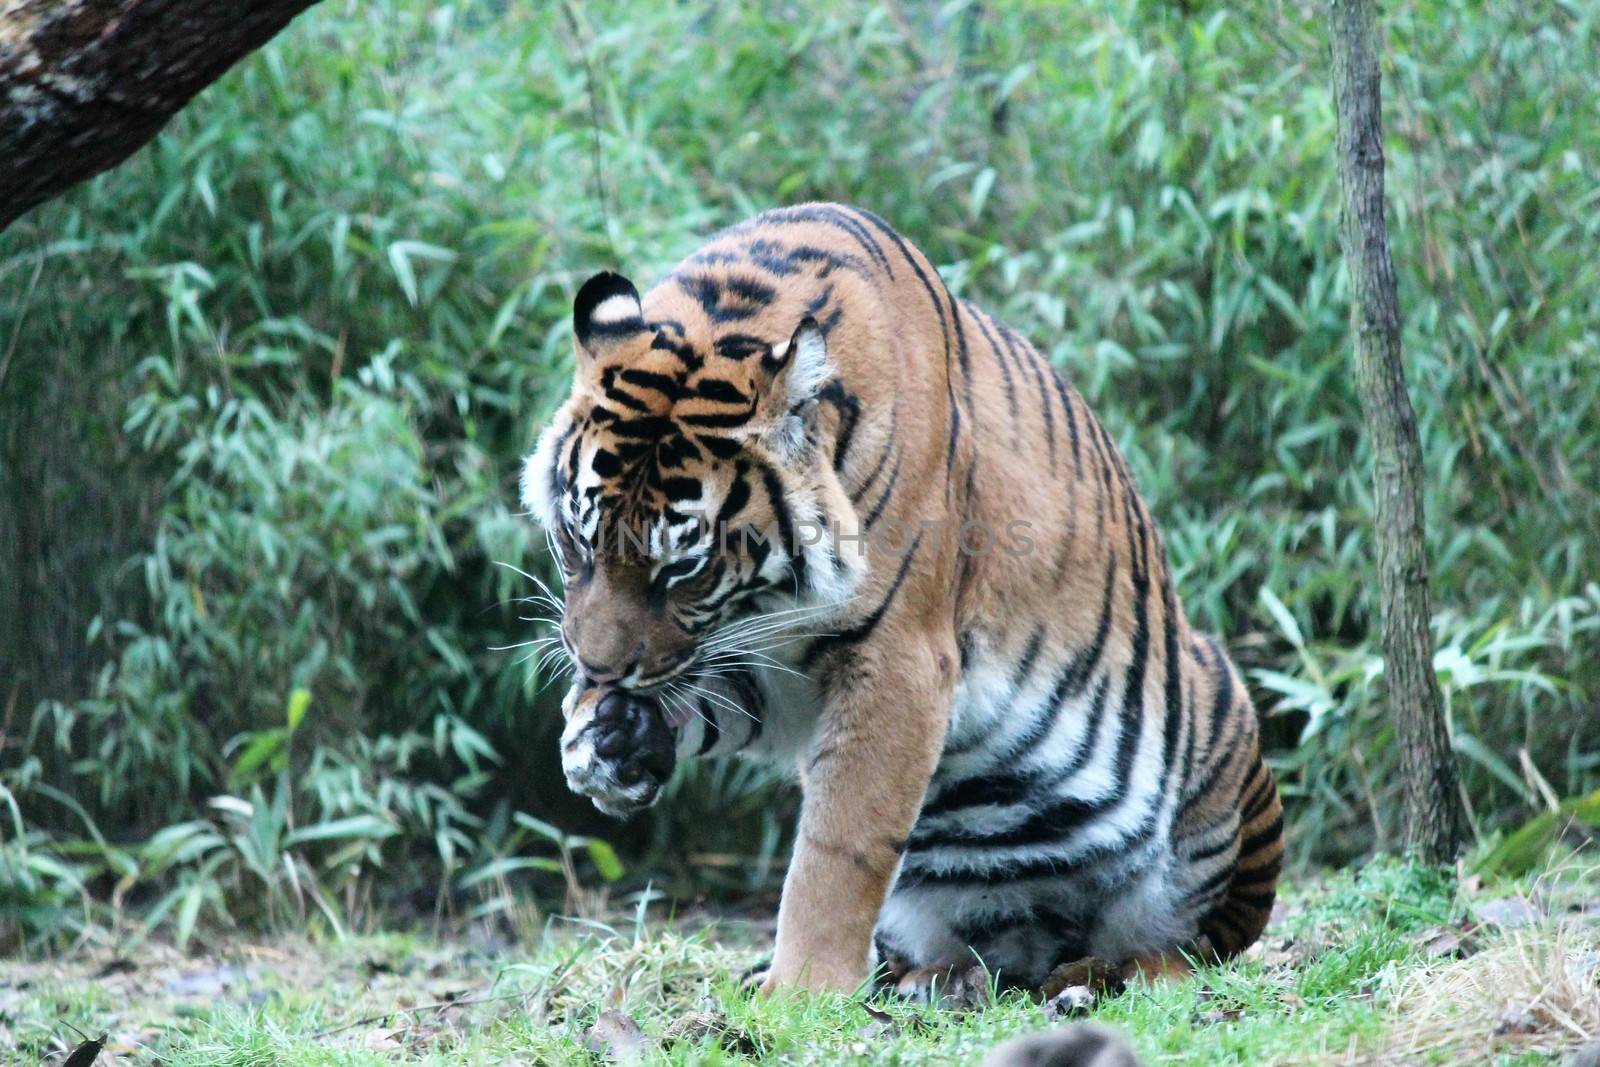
[1,0,1597,946]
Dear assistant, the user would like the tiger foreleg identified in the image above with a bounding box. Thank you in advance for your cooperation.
[761,628,955,995]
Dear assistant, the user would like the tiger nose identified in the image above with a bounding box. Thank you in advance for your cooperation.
[572,637,648,684]
[564,618,646,683]
[579,655,640,685]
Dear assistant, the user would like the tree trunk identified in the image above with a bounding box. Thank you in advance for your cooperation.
[1327,0,1463,862]
[0,0,320,233]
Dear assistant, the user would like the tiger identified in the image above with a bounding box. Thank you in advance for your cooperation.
[521,203,1283,995]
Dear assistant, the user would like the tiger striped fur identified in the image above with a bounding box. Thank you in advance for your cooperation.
[522,203,1284,994]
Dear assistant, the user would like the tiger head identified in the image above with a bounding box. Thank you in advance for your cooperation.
[522,271,863,701]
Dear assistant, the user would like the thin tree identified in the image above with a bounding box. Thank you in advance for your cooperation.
[0,0,321,233]
[1327,0,1462,861]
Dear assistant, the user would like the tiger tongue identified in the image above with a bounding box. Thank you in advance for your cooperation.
[662,699,694,729]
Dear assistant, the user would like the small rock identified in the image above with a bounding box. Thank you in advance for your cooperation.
[979,1022,1144,1067]
[582,1010,650,1064]
[1492,1007,1539,1036]
[1043,985,1097,1020]
[360,1027,404,1051]
[1564,1041,1600,1067]
[92,958,138,979]
[165,965,240,997]
[662,1009,723,1044]
[1476,897,1541,928]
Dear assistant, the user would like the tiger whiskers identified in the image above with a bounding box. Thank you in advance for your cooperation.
[492,558,576,692]
[675,679,758,723]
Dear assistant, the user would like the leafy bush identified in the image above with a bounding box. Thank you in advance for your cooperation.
[1,0,1596,947]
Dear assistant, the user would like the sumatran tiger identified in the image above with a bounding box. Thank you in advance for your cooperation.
[521,204,1283,995]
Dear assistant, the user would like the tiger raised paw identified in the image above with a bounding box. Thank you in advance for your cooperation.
[522,204,1283,994]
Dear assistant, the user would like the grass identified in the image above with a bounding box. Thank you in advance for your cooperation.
[6,861,1595,1065]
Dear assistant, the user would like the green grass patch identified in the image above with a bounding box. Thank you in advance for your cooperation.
[6,862,1593,1065]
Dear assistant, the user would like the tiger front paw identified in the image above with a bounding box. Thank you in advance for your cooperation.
[560,690,677,817]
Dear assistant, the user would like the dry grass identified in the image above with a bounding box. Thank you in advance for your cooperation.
[1360,917,1600,1064]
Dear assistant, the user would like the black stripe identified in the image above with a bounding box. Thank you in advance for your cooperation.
[746,237,873,281]
[1229,890,1277,911]
[714,466,752,533]
[941,280,973,382]
[675,272,776,323]
[1185,828,1238,864]
[848,208,963,490]
[714,333,769,360]
[898,822,1158,888]
[619,368,681,398]
[850,408,897,503]
[1240,772,1276,822]
[921,660,1109,822]
[695,704,722,756]
[800,532,923,669]
[1037,552,1120,710]
[861,452,902,530]
[677,408,756,428]
[817,379,861,471]
[910,674,1112,848]
[1012,625,1046,688]
[968,302,1020,440]
[1203,910,1249,946]
[693,377,750,405]
[1230,857,1283,890]
[1238,815,1284,857]
[943,400,961,488]
[1052,368,1083,477]
[1185,863,1236,905]
[757,463,804,592]
[1105,519,1154,810]
[1159,577,1184,784]
[1177,653,1241,820]
[1027,347,1057,471]
[731,205,895,279]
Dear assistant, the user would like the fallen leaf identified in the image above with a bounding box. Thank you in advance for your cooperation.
[857,1004,898,1041]
[1422,930,1477,960]
[1041,957,1124,1001]
[1193,985,1246,1024]
[62,1033,107,1067]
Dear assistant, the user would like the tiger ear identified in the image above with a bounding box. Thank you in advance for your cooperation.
[573,271,644,362]
[761,316,831,414]
[759,317,831,460]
